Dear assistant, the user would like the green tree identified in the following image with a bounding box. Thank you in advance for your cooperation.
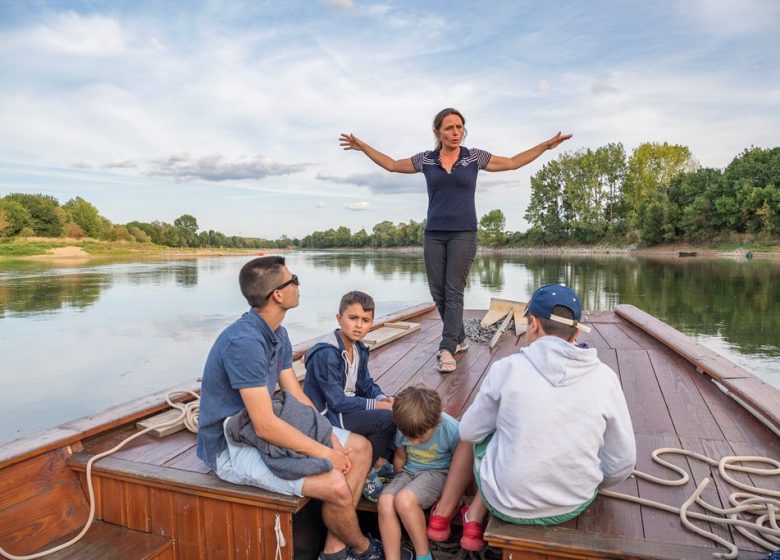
[478,209,507,246]
[3,193,63,237]
[624,143,696,228]
[63,197,102,238]
[0,199,34,236]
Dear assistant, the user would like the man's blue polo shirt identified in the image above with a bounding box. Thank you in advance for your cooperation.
[411,146,492,232]
[196,308,293,470]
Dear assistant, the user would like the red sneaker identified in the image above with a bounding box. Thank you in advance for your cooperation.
[427,500,459,541]
[459,506,486,551]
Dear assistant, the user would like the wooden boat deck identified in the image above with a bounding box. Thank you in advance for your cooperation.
[2,304,779,560]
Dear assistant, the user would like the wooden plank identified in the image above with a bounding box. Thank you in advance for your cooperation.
[633,434,717,550]
[688,363,780,452]
[231,502,262,560]
[68,454,304,512]
[615,349,676,436]
[164,447,213,474]
[111,430,199,466]
[578,475,642,539]
[0,483,90,557]
[100,477,126,526]
[362,322,421,350]
[615,304,780,435]
[484,517,768,560]
[149,487,176,540]
[593,323,643,350]
[136,408,187,438]
[173,492,203,560]
[28,520,173,560]
[202,497,234,560]
[124,481,152,532]
[645,348,724,440]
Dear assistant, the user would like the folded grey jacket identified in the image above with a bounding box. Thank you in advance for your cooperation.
[225,390,334,479]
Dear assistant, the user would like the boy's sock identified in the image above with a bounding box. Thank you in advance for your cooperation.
[416,553,433,560]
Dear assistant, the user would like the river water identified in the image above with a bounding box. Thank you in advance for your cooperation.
[1,251,778,444]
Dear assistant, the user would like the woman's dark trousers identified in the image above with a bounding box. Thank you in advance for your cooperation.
[423,230,477,355]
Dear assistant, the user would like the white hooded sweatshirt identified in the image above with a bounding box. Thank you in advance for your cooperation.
[461,335,636,519]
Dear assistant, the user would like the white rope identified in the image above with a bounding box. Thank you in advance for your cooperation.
[0,390,200,560]
[600,448,780,559]
[274,513,287,560]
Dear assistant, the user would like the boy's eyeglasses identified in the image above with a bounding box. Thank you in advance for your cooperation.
[265,274,299,300]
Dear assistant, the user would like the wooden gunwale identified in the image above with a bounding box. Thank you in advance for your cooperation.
[614,303,780,434]
[0,302,436,471]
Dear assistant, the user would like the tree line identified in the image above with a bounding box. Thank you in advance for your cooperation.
[522,143,779,245]
[1,144,776,249]
[0,194,274,249]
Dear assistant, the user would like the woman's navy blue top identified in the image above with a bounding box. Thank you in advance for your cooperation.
[411,146,492,232]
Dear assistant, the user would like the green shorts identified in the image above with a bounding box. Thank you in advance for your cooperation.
[472,435,596,526]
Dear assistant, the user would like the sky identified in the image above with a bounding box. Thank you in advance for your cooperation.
[0,0,778,239]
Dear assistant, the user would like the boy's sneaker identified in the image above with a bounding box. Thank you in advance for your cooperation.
[354,535,384,560]
[400,548,414,560]
[318,548,356,560]
[376,462,395,482]
[363,469,384,502]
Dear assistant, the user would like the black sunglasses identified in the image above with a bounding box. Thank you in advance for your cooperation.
[264,274,299,300]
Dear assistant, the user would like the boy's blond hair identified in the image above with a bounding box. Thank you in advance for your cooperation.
[393,385,442,439]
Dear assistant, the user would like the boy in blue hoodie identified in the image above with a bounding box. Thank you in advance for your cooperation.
[304,291,396,501]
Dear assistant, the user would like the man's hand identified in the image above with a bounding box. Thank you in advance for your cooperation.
[327,445,353,474]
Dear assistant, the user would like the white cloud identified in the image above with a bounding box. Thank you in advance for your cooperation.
[345,201,373,211]
[103,160,137,169]
[536,80,554,94]
[2,12,126,56]
[316,171,422,194]
[148,153,307,182]
[324,0,354,9]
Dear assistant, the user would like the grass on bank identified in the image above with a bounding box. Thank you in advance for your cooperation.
[0,237,264,258]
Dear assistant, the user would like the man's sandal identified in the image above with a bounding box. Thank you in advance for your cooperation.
[436,350,457,373]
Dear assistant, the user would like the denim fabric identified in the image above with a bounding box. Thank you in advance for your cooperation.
[215,420,350,497]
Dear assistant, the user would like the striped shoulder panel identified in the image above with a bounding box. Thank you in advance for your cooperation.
[461,148,492,169]
[411,151,435,172]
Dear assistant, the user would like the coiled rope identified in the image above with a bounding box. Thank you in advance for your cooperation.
[0,390,200,560]
[600,448,780,559]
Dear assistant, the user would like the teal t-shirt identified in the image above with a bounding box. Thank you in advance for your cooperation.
[395,412,460,472]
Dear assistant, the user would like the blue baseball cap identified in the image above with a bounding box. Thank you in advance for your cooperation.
[526,284,582,323]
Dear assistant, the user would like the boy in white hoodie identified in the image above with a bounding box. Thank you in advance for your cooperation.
[426,284,636,551]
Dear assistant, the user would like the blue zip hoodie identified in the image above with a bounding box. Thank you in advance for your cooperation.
[303,330,387,428]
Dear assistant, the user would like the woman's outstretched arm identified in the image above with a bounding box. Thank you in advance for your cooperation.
[339,133,417,174]
[485,132,572,172]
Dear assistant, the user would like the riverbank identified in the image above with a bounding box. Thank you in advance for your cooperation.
[1,237,778,261]
[0,238,267,260]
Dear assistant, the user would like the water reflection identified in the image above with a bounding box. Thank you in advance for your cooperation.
[0,252,778,443]
[0,259,199,317]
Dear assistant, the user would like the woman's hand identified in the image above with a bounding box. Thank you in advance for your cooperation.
[543,132,573,151]
[340,133,364,152]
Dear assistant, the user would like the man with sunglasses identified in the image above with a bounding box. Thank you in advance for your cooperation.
[197,256,384,560]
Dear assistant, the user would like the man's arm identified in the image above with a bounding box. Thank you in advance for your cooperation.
[239,385,352,472]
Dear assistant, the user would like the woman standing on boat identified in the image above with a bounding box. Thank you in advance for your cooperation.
[340,108,571,373]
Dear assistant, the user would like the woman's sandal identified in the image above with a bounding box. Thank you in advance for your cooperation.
[455,343,470,354]
[436,350,457,373]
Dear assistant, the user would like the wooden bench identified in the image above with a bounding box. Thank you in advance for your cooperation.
[29,520,173,560]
